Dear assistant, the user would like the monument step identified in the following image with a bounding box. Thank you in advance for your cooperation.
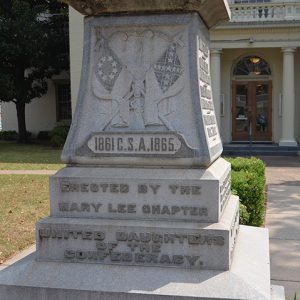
[0,226,282,300]
[37,195,239,271]
[50,158,231,223]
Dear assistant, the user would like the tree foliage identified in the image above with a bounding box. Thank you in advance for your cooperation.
[0,0,69,142]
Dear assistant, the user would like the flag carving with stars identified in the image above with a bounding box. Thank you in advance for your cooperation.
[95,38,122,92]
[153,43,184,93]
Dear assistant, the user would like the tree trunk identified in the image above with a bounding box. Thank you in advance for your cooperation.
[16,101,27,143]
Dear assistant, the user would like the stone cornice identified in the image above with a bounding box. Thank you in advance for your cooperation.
[63,0,231,29]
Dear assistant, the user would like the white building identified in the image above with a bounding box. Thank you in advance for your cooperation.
[211,0,300,147]
[1,0,300,148]
[1,72,71,135]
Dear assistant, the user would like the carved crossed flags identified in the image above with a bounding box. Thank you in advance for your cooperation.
[153,43,184,93]
[95,35,183,93]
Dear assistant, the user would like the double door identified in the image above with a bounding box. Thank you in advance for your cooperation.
[232,81,272,141]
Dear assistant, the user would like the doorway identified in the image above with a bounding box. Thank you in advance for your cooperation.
[232,81,272,141]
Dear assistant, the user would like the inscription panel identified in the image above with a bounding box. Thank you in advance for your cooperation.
[220,170,231,212]
[198,37,221,150]
[50,177,222,222]
[229,205,239,260]
[37,219,234,270]
[88,132,181,155]
[77,132,195,159]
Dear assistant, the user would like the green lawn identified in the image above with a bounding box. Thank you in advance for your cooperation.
[0,141,65,170]
[0,175,49,263]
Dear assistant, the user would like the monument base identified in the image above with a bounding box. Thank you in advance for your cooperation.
[0,226,284,300]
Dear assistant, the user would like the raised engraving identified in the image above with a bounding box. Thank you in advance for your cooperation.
[58,202,208,218]
[92,30,185,131]
[108,204,137,214]
[94,35,122,92]
[141,205,208,216]
[230,206,239,260]
[52,177,222,222]
[154,43,184,93]
[196,35,222,150]
[61,182,130,193]
[168,185,201,195]
[39,229,225,246]
[39,227,226,268]
[59,202,103,213]
[200,85,212,100]
[198,37,209,58]
[63,250,202,267]
[88,133,181,154]
[220,171,231,212]
[200,98,214,111]
[88,132,181,155]
[203,115,216,126]
[60,182,202,196]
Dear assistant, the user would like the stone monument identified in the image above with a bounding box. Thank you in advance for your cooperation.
[0,1,285,299]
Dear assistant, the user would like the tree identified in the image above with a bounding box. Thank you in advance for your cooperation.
[0,0,69,142]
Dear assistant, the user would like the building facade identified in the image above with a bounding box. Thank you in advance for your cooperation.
[1,0,300,146]
[211,0,300,146]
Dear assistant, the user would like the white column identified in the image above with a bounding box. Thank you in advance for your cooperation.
[210,49,222,128]
[279,47,297,147]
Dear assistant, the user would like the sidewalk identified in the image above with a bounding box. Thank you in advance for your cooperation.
[0,170,57,175]
[261,156,300,300]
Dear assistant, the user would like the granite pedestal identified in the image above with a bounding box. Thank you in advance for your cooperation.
[0,1,284,299]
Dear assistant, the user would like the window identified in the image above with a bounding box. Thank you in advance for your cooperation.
[233,56,271,76]
[56,83,72,121]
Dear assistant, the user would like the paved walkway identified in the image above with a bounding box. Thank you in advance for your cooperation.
[260,156,300,300]
[0,170,57,175]
[1,157,300,299]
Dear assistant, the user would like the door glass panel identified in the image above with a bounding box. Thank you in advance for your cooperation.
[255,84,269,137]
[235,84,248,133]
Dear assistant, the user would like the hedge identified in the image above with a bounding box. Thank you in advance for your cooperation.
[50,126,70,147]
[227,156,265,177]
[226,157,266,227]
[0,131,33,141]
[0,130,18,141]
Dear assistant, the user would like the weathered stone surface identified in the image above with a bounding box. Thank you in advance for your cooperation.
[0,226,282,300]
[37,195,239,271]
[50,158,231,222]
[64,0,231,29]
[61,13,223,168]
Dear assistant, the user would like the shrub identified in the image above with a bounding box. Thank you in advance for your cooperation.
[226,157,266,227]
[50,134,66,147]
[227,156,265,177]
[37,131,50,140]
[0,130,18,141]
[239,203,250,225]
[50,126,69,147]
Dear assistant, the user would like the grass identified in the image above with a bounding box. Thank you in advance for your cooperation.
[0,175,49,263]
[0,141,65,170]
